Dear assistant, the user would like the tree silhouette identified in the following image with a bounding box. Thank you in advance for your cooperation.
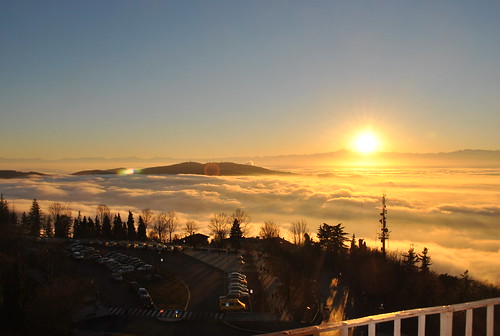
[101,214,112,239]
[127,211,136,240]
[231,208,251,236]
[317,222,349,254]
[166,210,179,243]
[209,212,230,245]
[112,214,124,239]
[137,215,147,241]
[289,219,308,246]
[259,221,281,239]
[28,199,43,237]
[184,220,199,236]
[229,218,243,250]
[419,247,432,272]
[402,247,419,271]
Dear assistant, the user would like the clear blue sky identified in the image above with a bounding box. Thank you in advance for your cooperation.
[1,1,499,159]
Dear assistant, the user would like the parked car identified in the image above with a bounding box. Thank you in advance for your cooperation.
[227,290,250,299]
[137,288,150,300]
[229,277,247,286]
[72,251,84,260]
[111,272,123,282]
[229,272,246,279]
[228,283,248,292]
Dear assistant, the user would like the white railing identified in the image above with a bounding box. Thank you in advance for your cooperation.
[259,297,499,336]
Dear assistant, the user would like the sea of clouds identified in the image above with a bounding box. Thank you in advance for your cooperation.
[1,168,499,284]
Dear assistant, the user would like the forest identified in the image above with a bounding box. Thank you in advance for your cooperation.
[0,194,499,335]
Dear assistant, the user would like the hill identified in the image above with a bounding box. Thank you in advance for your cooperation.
[72,162,290,176]
[0,170,47,179]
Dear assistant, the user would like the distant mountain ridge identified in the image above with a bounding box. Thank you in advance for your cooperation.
[0,170,47,179]
[72,161,290,176]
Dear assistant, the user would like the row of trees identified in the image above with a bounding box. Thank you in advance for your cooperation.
[1,196,258,245]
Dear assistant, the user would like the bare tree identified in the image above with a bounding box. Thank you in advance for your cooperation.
[141,208,155,229]
[231,208,251,237]
[96,204,111,224]
[185,220,199,236]
[153,212,167,242]
[166,210,179,243]
[49,202,72,222]
[209,212,230,244]
[259,221,281,239]
[289,219,308,246]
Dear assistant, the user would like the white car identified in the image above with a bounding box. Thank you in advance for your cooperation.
[227,290,250,299]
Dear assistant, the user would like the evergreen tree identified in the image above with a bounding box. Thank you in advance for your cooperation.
[137,215,147,241]
[54,214,71,238]
[403,247,419,271]
[101,214,112,239]
[28,199,43,237]
[21,212,29,235]
[73,212,82,238]
[94,216,101,238]
[87,217,95,238]
[229,218,243,250]
[0,194,10,226]
[127,211,136,241]
[419,247,432,272]
[112,214,123,239]
[317,222,349,254]
[44,216,54,237]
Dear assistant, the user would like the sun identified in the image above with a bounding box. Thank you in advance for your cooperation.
[354,131,379,154]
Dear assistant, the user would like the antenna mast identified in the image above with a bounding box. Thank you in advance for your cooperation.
[378,193,389,257]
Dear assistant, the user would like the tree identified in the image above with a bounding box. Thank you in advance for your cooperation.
[54,214,72,238]
[209,212,230,245]
[141,208,154,230]
[185,220,199,236]
[229,218,243,250]
[317,223,349,254]
[94,216,101,238]
[166,210,179,243]
[402,247,419,271]
[137,215,147,241]
[0,194,11,226]
[289,219,308,246]
[418,247,432,272]
[28,199,43,237]
[112,214,124,239]
[96,204,111,225]
[43,216,53,238]
[259,221,281,239]
[127,211,136,241]
[101,214,112,239]
[231,208,251,236]
[153,212,168,242]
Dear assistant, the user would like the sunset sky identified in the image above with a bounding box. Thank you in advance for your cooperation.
[1,1,500,160]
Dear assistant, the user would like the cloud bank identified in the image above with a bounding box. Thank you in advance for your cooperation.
[1,168,499,284]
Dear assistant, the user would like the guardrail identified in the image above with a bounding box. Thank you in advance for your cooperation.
[259,297,499,336]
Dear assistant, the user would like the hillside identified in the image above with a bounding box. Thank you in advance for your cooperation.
[0,170,47,179]
[72,162,290,176]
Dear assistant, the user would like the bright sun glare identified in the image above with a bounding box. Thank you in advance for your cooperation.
[354,131,379,154]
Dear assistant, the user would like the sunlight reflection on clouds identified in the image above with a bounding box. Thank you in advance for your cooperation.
[1,168,499,284]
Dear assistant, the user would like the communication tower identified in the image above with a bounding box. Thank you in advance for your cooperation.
[378,193,390,256]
